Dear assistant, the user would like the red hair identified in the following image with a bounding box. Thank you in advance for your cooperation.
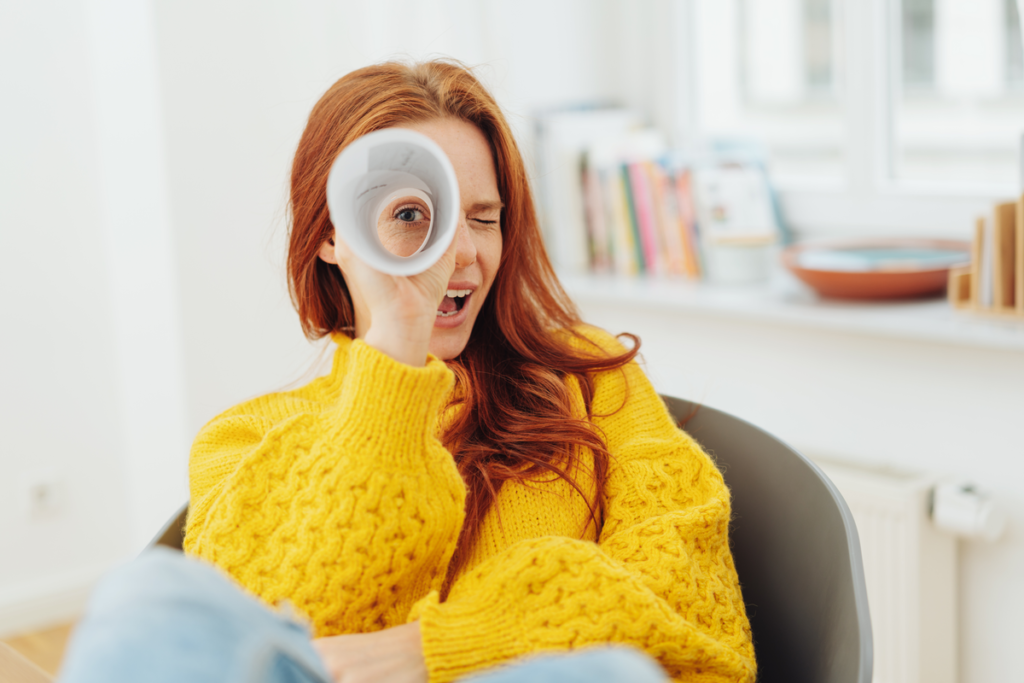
[287,60,639,580]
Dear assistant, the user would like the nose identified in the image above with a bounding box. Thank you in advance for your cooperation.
[452,214,477,270]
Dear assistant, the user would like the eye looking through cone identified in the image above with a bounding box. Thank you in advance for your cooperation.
[326,128,460,276]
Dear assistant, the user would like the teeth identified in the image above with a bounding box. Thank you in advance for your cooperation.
[436,310,459,317]
[446,289,471,298]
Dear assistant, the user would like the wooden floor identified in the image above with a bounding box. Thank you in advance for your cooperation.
[1,623,74,677]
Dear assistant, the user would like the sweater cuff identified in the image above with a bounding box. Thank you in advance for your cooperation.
[415,591,530,683]
[332,340,454,461]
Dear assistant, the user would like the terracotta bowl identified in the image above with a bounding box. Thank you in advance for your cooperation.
[781,239,971,300]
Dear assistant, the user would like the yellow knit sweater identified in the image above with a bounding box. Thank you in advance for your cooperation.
[184,327,756,683]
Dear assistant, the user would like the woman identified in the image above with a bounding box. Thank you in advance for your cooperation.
[181,60,755,683]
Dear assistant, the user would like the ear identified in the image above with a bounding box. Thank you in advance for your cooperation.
[318,237,338,264]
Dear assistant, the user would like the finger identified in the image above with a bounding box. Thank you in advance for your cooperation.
[444,226,461,265]
[403,234,457,305]
[311,639,343,682]
[430,230,460,282]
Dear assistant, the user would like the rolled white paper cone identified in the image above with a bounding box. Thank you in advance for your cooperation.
[326,128,460,276]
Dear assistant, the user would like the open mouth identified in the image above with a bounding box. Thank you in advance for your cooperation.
[437,288,471,317]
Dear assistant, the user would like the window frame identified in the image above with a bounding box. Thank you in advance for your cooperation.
[669,0,1021,239]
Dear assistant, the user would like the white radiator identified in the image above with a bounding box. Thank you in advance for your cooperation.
[812,458,957,683]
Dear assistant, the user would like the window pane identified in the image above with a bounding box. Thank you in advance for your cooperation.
[903,0,936,89]
[806,0,836,90]
[694,0,847,182]
[891,0,1024,187]
[1008,0,1024,88]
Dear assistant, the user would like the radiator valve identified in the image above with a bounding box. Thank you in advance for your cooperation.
[930,483,1006,541]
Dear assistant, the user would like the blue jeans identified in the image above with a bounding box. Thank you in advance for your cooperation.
[59,548,667,683]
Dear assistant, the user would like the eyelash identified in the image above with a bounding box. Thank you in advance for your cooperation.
[394,204,428,220]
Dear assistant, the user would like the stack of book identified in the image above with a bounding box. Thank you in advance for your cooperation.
[531,106,641,274]
[533,107,783,280]
[581,152,704,278]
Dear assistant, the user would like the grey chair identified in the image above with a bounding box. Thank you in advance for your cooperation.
[149,502,188,551]
[660,395,872,683]
[151,396,873,683]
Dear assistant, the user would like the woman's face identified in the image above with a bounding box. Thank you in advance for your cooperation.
[347,117,504,361]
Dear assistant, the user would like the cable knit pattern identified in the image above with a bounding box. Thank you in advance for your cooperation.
[184,329,755,683]
[186,338,465,634]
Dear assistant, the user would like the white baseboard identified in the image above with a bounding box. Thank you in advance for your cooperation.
[0,560,126,639]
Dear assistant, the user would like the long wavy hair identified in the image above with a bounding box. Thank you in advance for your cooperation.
[287,60,639,580]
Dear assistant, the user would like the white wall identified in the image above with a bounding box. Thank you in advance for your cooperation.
[0,0,134,634]
[85,0,191,554]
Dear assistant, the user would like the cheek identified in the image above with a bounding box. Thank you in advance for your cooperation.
[477,231,503,288]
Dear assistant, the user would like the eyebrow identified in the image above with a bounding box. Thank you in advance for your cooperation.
[468,200,504,213]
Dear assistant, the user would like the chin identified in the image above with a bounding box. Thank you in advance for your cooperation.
[429,331,471,361]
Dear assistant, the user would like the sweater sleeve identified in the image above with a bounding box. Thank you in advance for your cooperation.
[411,333,756,683]
[183,340,467,635]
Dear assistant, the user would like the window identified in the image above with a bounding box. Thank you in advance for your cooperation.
[694,0,847,183]
[892,0,1024,186]
[902,0,936,90]
[1009,0,1024,88]
[684,0,1023,236]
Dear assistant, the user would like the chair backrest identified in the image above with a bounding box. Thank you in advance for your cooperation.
[149,502,188,551]
[660,395,872,683]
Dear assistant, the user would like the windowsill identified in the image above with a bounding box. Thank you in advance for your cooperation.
[560,271,1024,353]
[775,177,1018,200]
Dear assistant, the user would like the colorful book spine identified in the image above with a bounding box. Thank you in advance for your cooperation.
[647,162,686,276]
[604,168,638,276]
[582,163,611,272]
[576,152,710,280]
[674,169,703,278]
[627,162,662,275]
[619,164,646,274]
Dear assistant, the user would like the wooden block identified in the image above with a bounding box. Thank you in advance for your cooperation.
[947,267,972,308]
[971,217,984,309]
[0,643,53,683]
[1017,194,1023,314]
[993,202,1017,310]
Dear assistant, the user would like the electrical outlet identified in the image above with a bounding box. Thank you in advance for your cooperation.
[21,469,65,519]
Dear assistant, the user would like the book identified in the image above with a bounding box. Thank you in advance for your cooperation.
[606,167,639,276]
[583,130,668,276]
[532,107,641,273]
[993,201,1017,310]
[573,134,785,280]
[673,169,703,278]
[690,165,778,246]
[648,162,687,276]
[971,217,985,309]
[581,162,611,272]
[619,164,646,274]
[1019,133,1023,312]
[980,217,994,308]
[627,162,663,275]
[1017,193,1024,314]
